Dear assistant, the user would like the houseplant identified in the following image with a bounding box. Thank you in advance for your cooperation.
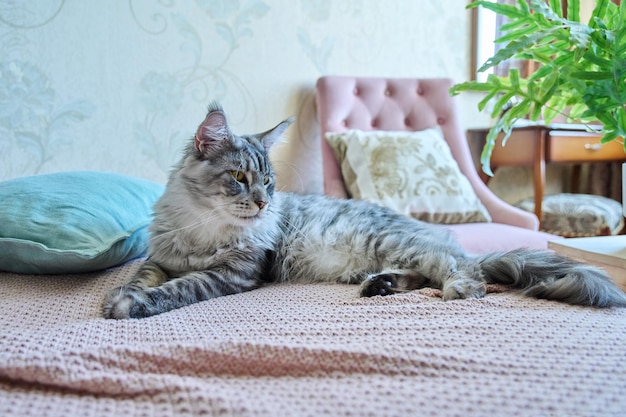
[450,0,626,176]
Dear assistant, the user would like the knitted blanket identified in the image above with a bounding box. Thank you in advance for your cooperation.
[1,260,625,417]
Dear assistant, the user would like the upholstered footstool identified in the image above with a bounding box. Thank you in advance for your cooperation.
[515,193,624,237]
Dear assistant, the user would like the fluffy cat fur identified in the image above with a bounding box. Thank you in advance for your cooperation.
[102,104,626,319]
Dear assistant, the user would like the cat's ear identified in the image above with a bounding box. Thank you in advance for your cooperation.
[258,116,295,152]
[195,108,231,153]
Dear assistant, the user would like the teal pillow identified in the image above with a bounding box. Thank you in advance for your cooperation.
[0,171,164,274]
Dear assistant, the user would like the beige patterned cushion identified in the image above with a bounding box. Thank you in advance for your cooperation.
[516,193,624,237]
[325,128,491,224]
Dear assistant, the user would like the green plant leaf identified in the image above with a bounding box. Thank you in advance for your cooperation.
[530,0,565,23]
[582,49,613,67]
[590,0,609,27]
[529,103,543,120]
[571,71,614,80]
[570,24,592,49]
[526,50,555,65]
[536,70,559,102]
[592,17,609,31]
[454,0,626,161]
[491,92,516,118]
[552,53,575,67]
[477,90,499,111]
[548,0,562,18]
[528,65,553,81]
[478,31,549,72]
[516,0,530,15]
[500,17,533,32]
[509,68,520,90]
[600,129,619,144]
[567,0,580,23]
[467,1,526,19]
[480,116,516,175]
[527,77,537,98]
[496,24,540,44]
[618,106,626,133]
[593,111,618,127]
[543,95,568,123]
[514,98,532,118]
[568,103,589,120]
[480,127,501,176]
[449,81,492,95]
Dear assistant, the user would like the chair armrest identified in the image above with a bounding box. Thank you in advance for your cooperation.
[471,177,540,230]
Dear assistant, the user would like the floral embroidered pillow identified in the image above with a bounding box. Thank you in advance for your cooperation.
[325,127,491,224]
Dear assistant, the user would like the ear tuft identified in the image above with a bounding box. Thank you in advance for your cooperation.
[195,104,231,153]
[260,116,295,152]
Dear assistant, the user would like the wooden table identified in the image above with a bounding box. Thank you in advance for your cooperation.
[467,123,626,222]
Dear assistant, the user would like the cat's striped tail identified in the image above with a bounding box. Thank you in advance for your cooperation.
[477,249,626,307]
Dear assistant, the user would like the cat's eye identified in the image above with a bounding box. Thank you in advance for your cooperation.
[263,176,271,185]
[231,170,245,182]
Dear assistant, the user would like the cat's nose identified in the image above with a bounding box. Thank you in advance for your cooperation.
[255,200,267,210]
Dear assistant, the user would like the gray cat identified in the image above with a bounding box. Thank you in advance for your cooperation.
[102,104,626,319]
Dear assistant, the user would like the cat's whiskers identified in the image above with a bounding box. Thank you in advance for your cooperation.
[197,206,226,236]
[270,160,306,191]
[277,214,312,248]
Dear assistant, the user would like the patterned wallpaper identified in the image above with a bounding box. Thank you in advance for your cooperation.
[0,0,486,193]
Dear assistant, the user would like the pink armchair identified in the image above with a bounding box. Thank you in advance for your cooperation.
[315,76,561,253]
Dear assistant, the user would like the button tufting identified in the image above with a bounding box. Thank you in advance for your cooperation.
[384,89,391,96]
[342,120,348,127]
[371,119,378,128]
[404,118,411,127]
[353,87,359,95]
[417,88,424,95]
[437,117,445,125]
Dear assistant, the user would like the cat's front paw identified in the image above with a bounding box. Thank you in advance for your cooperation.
[442,278,486,301]
[102,286,147,319]
[359,273,398,297]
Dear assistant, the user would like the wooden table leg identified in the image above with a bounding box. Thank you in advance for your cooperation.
[571,164,581,193]
[532,129,546,225]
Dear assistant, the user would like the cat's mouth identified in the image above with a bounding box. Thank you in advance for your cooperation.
[231,211,264,226]
[227,202,268,226]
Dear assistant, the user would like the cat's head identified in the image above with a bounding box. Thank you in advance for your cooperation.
[179,103,293,227]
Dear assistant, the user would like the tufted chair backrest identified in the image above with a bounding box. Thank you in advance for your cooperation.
[315,76,481,199]
[315,75,540,230]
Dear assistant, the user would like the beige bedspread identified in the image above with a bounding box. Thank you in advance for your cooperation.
[1,260,625,417]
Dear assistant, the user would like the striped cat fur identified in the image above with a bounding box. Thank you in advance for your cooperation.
[102,104,626,319]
